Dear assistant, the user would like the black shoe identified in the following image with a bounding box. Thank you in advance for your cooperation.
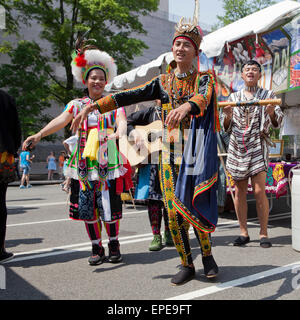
[233,235,250,246]
[202,255,219,279]
[108,240,122,263]
[260,237,272,248]
[0,251,14,264]
[171,266,195,286]
[88,244,106,266]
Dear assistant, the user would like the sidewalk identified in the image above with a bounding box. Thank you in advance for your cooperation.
[10,161,62,186]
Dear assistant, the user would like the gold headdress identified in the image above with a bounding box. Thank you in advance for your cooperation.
[172,0,202,54]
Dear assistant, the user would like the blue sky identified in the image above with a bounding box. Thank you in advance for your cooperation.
[169,0,224,28]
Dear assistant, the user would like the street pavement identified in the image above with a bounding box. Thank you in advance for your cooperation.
[1,183,300,305]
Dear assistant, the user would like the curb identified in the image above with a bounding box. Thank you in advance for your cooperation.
[9,180,62,187]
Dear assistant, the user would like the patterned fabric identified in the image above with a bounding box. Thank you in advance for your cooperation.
[64,96,127,223]
[226,162,298,199]
[85,220,120,244]
[65,96,126,185]
[0,152,15,184]
[69,179,122,222]
[94,69,219,266]
[221,88,284,181]
[148,200,165,235]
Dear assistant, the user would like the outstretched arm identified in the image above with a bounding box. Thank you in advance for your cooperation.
[71,77,162,132]
[22,111,73,150]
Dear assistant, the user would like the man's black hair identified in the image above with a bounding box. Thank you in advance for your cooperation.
[241,60,262,73]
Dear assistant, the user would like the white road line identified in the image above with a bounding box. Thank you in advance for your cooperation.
[166,260,300,300]
[3,212,292,261]
[7,210,148,227]
[7,201,68,208]
[6,211,290,228]
[3,232,154,264]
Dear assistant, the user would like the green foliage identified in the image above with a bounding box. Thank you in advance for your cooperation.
[0,0,159,139]
[0,40,56,140]
[212,0,276,30]
[10,0,159,100]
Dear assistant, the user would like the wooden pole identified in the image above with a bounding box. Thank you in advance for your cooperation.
[218,98,282,108]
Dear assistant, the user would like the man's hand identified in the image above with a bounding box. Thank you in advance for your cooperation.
[266,104,278,126]
[223,105,233,119]
[266,104,275,117]
[165,102,191,128]
[131,130,144,149]
[222,105,233,130]
[70,103,95,132]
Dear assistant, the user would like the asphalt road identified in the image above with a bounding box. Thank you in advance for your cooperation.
[1,184,300,306]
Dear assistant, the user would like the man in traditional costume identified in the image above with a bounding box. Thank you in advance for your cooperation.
[222,60,284,248]
[72,7,220,285]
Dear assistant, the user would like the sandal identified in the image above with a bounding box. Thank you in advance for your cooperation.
[260,237,272,248]
[233,235,250,246]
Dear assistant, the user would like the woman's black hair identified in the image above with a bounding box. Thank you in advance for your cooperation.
[241,60,262,73]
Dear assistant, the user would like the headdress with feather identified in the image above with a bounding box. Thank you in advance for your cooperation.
[71,31,117,85]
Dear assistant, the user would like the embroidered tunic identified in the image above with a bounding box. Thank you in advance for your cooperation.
[95,70,220,233]
[64,96,131,222]
[221,88,284,181]
[64,97,127,183]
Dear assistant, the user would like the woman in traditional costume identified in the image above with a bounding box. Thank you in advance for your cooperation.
[23,41,132,266]
[72,7,220,285]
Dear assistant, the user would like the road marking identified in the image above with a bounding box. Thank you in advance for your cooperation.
[6,210,148,227]
[7,201,68,208]
[7,211,290,228]
[3,211,292,263]
[166,260,300,300]
[3,232,154,264]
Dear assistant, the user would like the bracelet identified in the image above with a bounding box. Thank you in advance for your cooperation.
[95,101,102,113]
[39,132,43,140]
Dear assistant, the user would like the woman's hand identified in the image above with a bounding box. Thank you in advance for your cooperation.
[107,132,119,141]
[165,102,191,128]
[70,103,95,132]
[22,133,42,151]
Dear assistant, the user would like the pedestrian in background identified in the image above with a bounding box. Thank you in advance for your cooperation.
[58,151,66,180]
[46,151,57,180]
[19,150,34,189]
[0,89,21,263]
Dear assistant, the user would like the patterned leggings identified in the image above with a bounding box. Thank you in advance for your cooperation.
[148,199,169,235]
[85,218,120,246]
[160,162,212,267]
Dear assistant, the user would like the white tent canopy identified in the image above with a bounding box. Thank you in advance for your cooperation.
[105,51,173,92]
[201,0,300,58]
[106,0,300,93]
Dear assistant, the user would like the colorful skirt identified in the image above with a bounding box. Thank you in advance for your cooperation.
[69,179,122,222]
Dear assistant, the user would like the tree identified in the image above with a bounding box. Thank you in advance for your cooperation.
[0,40,56,139]
[213,0,276,30]
[1,0,159,135]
